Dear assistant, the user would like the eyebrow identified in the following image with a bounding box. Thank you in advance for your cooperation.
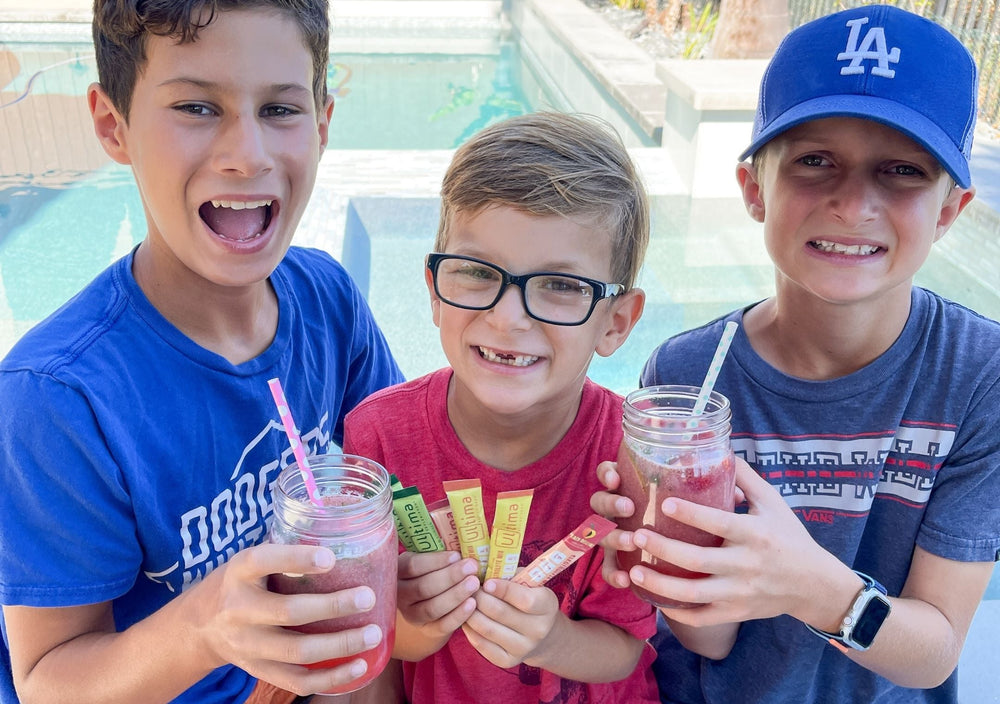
[157,77,312,97]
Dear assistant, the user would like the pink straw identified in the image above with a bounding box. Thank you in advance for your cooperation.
[267,377,322,507]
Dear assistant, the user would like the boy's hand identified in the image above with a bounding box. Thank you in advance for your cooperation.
[461,579,561,669]
[193,542,382,696]
[397,551,479,639]
[626,458,839,626]
[589,460,638,589]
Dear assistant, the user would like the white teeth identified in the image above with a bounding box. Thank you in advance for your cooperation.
[478,347,539,367]
[812,240,880,255]
[209,199,273,210]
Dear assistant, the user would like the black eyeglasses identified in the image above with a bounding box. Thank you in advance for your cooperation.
[426,253,624,326]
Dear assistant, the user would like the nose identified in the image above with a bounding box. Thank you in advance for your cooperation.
[486,283,532,330]
[828,172,878,228]
[213,113,273,178]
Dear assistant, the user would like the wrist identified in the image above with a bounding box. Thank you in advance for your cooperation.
[792,558,864,632]
[805,571,892,652]
[523,611,570,670]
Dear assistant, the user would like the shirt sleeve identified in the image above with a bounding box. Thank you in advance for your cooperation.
[0,371,140,606]
[917,371,1000,563]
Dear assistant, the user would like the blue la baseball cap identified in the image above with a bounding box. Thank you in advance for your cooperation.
[739,4,978,188]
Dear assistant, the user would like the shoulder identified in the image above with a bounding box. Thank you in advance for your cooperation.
[0,258,130,378]
[347,370,443,421]
[582,379,624,418]
[641,311,743,385]
[915,288,1000,371]
[276,247,355,293]
[917,287,1000,339]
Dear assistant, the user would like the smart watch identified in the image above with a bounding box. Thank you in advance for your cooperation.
[805,571,891,652]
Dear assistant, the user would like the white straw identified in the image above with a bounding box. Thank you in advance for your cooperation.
[688,321,738,426]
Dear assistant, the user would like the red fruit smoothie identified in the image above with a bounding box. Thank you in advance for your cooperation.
[615,441,735,608]
[269,494,397,693]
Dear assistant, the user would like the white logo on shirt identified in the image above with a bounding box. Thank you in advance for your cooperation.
[838,17,900,78]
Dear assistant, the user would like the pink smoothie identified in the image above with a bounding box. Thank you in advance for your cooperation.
[615,441,735,608]
[268,494,397,693]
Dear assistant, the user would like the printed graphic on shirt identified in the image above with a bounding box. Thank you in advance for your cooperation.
[735,421,955,521]
[144,413,332,593]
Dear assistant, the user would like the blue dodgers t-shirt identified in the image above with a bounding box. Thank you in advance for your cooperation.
[642,287,1000,704]
[0,246,402,702]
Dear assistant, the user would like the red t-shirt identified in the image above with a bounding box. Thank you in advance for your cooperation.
[344,369,658,704]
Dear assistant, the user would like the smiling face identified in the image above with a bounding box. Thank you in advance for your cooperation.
[89,8,332,297]
[739,117,973,310]
[428,205,642,424]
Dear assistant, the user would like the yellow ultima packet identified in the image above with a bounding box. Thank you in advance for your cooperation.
[443,478,491,579]
[485,489,533,580]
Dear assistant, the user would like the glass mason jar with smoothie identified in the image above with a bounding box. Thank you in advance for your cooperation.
[268,453,397,694]
[615,385,735,608]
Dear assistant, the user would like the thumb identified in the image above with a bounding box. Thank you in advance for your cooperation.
[733,457,777,508]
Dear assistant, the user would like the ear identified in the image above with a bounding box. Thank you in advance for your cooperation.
[595,288,645,358]
[88,83,131,165]
[317,94,334,154]
[736,162,765,223]
[424,262,442,329]
[933,184,975,242]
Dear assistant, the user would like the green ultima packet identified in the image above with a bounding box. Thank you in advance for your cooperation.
[392,485,446,552]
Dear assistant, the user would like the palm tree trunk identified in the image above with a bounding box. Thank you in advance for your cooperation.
[709,0,789,58]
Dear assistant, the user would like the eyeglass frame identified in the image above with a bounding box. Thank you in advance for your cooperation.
[425,252,625,327]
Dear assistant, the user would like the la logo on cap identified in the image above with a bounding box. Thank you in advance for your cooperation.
[837,17,900,78]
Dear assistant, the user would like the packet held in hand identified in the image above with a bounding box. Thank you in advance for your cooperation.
[485,489,533,580]
[444,478,491,579]
[512,514,614,587]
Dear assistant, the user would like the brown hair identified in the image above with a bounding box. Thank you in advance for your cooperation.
[92,0,329,118]
[436,112,650,290]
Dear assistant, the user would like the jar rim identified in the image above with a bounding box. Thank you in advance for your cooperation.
[274,453,392,524]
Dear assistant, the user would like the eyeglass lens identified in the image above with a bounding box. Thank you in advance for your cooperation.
[434,257,598,325]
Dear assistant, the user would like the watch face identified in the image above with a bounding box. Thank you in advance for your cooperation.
[852,596,891,648]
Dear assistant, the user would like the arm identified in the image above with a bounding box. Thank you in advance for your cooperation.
[462,579,645,683]
[392,551,480,661]
[631,461,993,687]
[4,544,383,704]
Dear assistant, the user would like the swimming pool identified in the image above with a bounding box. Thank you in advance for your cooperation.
[0,39,541,153]
[2,10,999,388]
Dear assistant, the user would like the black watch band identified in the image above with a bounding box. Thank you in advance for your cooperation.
[805,571,891,652]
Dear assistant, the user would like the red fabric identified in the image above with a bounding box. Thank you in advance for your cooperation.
[243,680,300,704]
[344,369,658,704]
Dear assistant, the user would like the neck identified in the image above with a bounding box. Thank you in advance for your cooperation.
[446,377,584,472]
[132,242,279,365]
[743,286,912,380]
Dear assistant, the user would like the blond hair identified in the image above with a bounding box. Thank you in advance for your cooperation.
[436,112,649,290]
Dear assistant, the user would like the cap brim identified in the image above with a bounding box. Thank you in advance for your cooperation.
[738,95,971,188]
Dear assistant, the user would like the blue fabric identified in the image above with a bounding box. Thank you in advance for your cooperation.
[740,5,978,188]
[644,287,1000,704]
[0,246,403,702]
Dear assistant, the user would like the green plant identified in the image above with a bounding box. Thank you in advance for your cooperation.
[681,2,718,59]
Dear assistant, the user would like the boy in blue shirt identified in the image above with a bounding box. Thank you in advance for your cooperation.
[593,6,1000,702]
[0,1,402,702]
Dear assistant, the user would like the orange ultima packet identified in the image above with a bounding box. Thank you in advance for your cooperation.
[443,479,491,579]
[511,514,615,588]
[485,489,534,580]
[427,498,461,551]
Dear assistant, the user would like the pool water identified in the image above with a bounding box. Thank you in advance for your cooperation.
[0,38,547,153]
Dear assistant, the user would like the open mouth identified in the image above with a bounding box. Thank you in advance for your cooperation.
[478,346,539,367]
[809,239,882,256]
[199,199,275,242]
